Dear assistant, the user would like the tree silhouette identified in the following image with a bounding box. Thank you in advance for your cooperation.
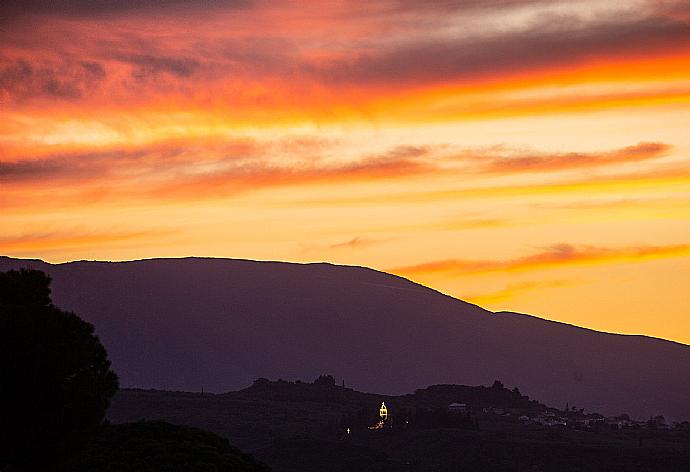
[313,374,336,387]
[0,269,119,469]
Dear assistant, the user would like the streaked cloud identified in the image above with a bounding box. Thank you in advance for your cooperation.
[466,279,576,305]
[479,142,670,173]
[329,236,394,250]
[392,243,690,276]
[0,230,168,253]
[0,141,670,190]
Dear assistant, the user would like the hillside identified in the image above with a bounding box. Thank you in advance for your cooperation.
[1,255,689,420]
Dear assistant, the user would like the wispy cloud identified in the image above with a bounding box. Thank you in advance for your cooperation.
[0,141,670,192]
[465,279,577,305]
[391,243,690,276]
[478,142,670,173]
[148,155,433,200]
[329,236,394,250]
[0,229,168,252]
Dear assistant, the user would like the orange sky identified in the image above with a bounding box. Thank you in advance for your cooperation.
[2,0,690,344]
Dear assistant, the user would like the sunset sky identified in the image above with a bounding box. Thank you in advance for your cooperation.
[2,0,690,343]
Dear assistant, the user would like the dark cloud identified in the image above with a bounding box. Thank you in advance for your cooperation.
[0,0,546,24]
[79,61,106,77]
[112,53,200,78]
[0,51,198,103]
[0,149,148,183]
[0,0,253,20]
[0,58,107,101]
[0,159,67,182]
[4,2,687,102]
[221,37,301,71]
[387,0,552,13]
[0,59,33,97]
[316,16,690,86]
[378,145,434,160]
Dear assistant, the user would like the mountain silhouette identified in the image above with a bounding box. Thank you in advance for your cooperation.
[1,256,688,420]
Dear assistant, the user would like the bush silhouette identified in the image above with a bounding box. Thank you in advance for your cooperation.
[0,269,119,468]
[61,421,271,472]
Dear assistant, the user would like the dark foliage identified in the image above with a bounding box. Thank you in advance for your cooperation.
[0,269,52,307]
[60,421,270,472]
[242,377,347,403]
[411,383,542,411]
[313,374,336,387]
[0,269,119,468]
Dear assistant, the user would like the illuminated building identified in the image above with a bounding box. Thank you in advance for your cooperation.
[369,401,390,430]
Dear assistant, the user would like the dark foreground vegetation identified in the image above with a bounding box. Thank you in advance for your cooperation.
[0,269,267,472]
[60,421,269,472]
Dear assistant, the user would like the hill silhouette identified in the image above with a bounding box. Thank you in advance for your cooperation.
[1,255,688,420]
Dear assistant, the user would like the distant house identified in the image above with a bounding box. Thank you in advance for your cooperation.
[648,415,669,429]
[673,421,690,431]
[448,403,467,414]
[606,417,634,429]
